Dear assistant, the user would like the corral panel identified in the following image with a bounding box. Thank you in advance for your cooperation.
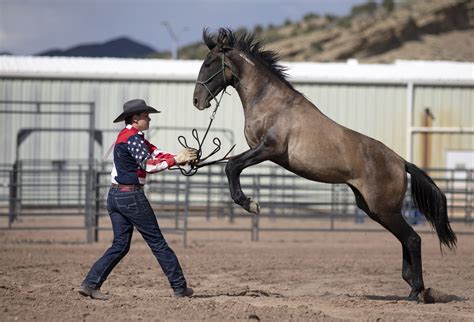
[413,86,474,167]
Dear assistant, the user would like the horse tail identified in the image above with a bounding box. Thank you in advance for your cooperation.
[405,162,457,250]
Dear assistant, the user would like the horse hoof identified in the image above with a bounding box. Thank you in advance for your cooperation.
[407,291,421,302]
[407,294,419,302]
[249,200,260,214]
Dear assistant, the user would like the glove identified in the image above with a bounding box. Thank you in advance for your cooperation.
[174,148,198,165]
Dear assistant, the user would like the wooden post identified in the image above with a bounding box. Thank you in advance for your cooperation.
[422,108,435,169]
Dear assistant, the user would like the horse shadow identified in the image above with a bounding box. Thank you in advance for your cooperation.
[364,291,467,303]
[364,294,407,301]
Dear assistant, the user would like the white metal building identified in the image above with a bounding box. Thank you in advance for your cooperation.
[0,56,473,169]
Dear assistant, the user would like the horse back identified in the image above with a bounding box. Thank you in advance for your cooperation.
[279,100,405,188]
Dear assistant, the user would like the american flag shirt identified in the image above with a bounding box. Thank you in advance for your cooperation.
[111,125,176,185]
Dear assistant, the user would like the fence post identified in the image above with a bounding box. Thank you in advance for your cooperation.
[255,175,260,241]
[16,161,22,222]
[78,165,83,207]
[8,167,17,228]
[331,184,336,214]
[449,169,454,215]
[94,171,101,242]
[183,175,190,248]
[206,166,211,221]
[175,174,180,230]
[85,102,96,243]
[85,170,95,243]
[466,169,472,225]
[228,165,235,223]
[330,185,336,231]
[251,175,260,242]
[269,167,275,221]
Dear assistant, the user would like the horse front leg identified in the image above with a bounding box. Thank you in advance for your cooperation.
[225,140,275,214]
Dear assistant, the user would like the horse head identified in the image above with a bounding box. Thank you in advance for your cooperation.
[193,28,238,110]
[193,28,295,111]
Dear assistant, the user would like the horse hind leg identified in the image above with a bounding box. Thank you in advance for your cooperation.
[402,246,413,288]
[375,213,425,301]
[403,226,424,300]
[348,184,424,300]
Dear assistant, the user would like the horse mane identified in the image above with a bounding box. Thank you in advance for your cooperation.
[203,28,297,91]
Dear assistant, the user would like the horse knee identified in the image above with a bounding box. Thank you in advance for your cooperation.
[224,162,232,176]
[225,160,237,179]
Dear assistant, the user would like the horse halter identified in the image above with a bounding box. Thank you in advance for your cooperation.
[174,52,242,176]
[195,51,243,108]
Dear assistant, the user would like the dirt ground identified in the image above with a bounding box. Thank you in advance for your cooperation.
[0,218,473,321]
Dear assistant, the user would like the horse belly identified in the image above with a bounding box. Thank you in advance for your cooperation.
[275,159,350,184]
[278,131,353,184]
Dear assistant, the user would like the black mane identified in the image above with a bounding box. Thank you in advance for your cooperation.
[203,28,296,91]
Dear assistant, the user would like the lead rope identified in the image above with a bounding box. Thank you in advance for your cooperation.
[172,52,240,176]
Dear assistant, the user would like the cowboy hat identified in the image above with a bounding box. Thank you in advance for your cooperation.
[113,99,161,123]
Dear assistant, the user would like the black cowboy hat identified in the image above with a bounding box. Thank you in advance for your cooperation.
[113,99,161,123]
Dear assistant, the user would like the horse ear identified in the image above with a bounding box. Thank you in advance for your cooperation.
[205,38,217,50]
[203,28,216,50]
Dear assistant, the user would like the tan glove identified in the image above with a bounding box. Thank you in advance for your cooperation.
[174,148,198,165]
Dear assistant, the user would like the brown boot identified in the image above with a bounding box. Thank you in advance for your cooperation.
[174,287,194,298]
[78,284,109,300]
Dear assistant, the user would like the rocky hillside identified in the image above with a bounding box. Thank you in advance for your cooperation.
[180,0,474,63]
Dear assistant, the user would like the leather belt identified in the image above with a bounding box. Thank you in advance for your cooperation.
[110,183,143,192]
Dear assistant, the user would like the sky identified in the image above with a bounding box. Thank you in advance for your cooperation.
[0,0,369,55]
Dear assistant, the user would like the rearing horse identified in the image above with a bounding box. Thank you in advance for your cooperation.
[192,28,457,302]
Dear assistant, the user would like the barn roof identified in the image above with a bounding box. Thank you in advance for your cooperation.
[0,55,473,85]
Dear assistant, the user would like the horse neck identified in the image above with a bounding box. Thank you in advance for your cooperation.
[230,51,287,111]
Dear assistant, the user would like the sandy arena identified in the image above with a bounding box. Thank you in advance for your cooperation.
[0,217,473,321]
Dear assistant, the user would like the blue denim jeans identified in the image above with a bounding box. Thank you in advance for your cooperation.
[82,187,187,293]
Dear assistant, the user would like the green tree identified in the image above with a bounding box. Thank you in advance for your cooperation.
[303,12,320,21]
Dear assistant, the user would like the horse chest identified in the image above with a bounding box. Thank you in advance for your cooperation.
[244,118,267,149]
[244,127,260,149]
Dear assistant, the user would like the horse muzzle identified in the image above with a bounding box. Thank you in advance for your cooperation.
[193,96,211,110]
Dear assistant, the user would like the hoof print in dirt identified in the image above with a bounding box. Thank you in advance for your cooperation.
[422,288,435,304]
[422,288,464,304]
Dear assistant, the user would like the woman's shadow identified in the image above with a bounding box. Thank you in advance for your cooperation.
[192,289,283,299]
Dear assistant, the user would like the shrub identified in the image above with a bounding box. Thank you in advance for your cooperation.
[382,0,394,13]
[351,0,378,17]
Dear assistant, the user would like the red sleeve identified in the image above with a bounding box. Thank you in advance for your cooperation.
[144,139,177,168]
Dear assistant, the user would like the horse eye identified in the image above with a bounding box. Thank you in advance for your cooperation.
[204,62,211,68]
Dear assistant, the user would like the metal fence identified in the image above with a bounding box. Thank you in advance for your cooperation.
[1,160,473,245]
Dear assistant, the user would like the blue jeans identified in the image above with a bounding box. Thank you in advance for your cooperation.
[82,187,187,293]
